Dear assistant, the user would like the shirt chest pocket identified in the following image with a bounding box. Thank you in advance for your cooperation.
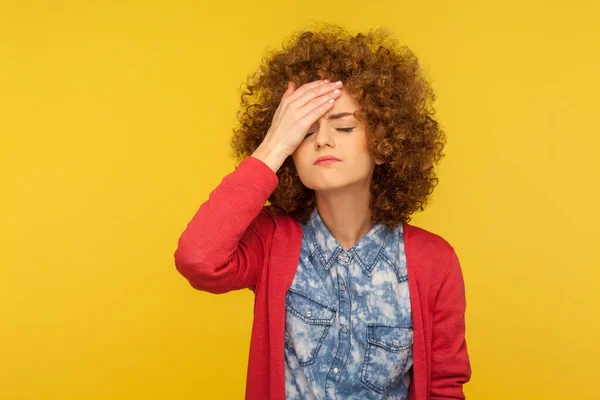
[361,324,414,394]
[284,289,336,366]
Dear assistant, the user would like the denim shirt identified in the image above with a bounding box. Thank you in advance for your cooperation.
[284,206,413,399]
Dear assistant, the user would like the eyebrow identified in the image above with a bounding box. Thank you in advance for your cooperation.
[325,111,355,120]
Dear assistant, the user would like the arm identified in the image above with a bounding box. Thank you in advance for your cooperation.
[173,154,282,294]
[174,79,341,294]
[430,250,472,399]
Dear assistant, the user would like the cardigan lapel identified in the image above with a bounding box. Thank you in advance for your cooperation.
[405,222,428,400]
[268,213,303,400]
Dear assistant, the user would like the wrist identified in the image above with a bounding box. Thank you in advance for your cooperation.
[251,143,288,173]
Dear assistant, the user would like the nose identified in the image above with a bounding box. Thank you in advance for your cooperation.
[312,124,334,149]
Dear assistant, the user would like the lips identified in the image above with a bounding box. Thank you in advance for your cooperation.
[314,156,341,165]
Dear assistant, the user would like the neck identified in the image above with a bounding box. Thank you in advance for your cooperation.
[314,186,375,251]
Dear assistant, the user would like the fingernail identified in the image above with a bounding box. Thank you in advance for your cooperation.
[324,79,329,83]
[335,81,342,86]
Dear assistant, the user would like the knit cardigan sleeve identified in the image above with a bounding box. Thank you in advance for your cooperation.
[430,250,472,399]
[173,156,279,294]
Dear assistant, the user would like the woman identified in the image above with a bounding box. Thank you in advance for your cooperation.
[174,24,471,400]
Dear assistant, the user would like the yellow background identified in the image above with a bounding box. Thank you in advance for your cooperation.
[2,1,599,399]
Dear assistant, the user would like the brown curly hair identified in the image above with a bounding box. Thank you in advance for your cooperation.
[229,23,446,229]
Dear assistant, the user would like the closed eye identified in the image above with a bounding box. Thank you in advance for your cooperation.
[306,127,355,136]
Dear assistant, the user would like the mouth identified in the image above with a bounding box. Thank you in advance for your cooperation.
[314,159,341,165]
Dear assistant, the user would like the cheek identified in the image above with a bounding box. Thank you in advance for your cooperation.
[292,143,310,165]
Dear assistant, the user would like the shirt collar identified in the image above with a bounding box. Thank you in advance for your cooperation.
[304,205,392,275]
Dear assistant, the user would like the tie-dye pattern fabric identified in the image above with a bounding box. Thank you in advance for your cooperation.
[284,206,413,399]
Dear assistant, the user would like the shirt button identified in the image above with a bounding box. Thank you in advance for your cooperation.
[339,283,346,291]
[341,326,348,333]
[305,311,312,317]
[392,339,399,346]
[333,367,339,374]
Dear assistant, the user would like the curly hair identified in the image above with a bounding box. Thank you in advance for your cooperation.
[229,23,446,229]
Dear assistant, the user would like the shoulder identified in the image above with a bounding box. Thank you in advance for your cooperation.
[264,205,301,226]
[248,205,299,235]
[242,206,276,239]
[403,222,455,254]
[403,222,458,280]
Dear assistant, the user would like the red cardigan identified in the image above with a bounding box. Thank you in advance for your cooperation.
[174,155,472,400]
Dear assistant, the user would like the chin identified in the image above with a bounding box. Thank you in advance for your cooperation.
[303,180,349,192]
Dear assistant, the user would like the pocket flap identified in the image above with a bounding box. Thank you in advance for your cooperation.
[286,290,336,325]
[367,324,413,351]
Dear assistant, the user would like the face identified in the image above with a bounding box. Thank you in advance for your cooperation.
[291,88,384,193]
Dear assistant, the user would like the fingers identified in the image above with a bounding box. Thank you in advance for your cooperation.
[282,81,296,99]
[280,79,318,103]
[283,79,338,107]
[302,95,337,127]
[300,87,342,120]
[290,81,342,110]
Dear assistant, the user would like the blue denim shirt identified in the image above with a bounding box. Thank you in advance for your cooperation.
[284,206,413,399]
